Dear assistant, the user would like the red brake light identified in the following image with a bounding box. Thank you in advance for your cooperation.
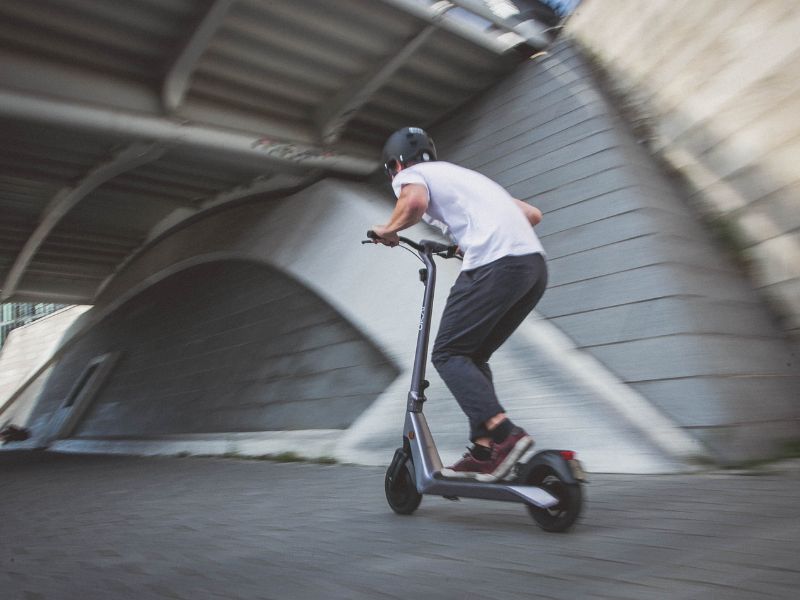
[560,450,576,461]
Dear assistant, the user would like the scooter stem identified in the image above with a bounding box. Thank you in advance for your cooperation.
[407,244,437,411]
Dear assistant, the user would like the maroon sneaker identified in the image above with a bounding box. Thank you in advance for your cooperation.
[440,448,496,481]
[488,427,533,480]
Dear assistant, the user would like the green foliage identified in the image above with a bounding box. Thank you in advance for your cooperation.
[183,450,338,465]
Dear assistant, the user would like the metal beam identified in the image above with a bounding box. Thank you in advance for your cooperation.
[379,0,519,53]
[1,143,165,301]
[162,0,237,112]
[0,54,317,144]
[144,173,311,245]
[448,0,551,48]
[0,89,378,175]
[317,23,440,144]
[92,172,314,302]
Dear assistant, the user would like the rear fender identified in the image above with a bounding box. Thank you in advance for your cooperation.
[522,450,584,484]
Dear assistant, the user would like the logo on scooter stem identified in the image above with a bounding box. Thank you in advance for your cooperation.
[419,307,425,331]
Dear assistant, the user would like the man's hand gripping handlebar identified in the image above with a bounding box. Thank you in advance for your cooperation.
[362,230,461,259]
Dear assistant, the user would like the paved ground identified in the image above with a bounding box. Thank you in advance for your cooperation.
[1,451,799,600]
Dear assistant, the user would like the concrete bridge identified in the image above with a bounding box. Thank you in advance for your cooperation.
[1,1,798,472]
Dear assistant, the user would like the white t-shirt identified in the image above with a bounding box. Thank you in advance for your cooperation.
[391,161,544,270]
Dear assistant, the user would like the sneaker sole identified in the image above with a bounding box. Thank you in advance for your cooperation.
[491,436,533,480]
[439,468,499,482]
[439,437,533,482]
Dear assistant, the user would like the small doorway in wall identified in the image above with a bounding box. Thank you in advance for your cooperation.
[44,352,120,444]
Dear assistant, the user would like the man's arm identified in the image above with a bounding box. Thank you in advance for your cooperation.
[372,183,429,245]
[514,198,543,226]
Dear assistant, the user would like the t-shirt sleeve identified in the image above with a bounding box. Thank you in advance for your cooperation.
[391,169,429,199]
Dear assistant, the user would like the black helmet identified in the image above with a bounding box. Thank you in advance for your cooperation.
[382,127,437,179]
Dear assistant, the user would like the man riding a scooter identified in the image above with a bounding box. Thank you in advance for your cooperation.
[371,127,546,482]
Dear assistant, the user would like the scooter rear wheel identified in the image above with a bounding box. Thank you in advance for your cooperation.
[385,461,422,515]
[524,466,582,532]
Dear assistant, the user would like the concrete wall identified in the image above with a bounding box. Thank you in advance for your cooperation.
[567,0,800,337]
[28,261,397,437]
[16,184,410,447]
[430,38,799,462]
[0,305,88,427]
[13,181,426,456]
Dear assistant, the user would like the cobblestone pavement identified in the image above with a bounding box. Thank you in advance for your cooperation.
[1,451,799,600]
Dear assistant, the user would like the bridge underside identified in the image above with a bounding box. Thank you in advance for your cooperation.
[0,0,557,305]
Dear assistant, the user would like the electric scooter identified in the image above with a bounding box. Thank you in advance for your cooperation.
[364,231,585,532]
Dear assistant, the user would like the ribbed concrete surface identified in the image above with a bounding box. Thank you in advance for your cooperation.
[569,0,800,337]
[429,38,799,463]
[2,181,702,473]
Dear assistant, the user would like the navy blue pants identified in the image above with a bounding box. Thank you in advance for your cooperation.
[431,253,547,442]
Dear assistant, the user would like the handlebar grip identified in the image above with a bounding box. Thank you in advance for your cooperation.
[362,230,380,244]
[366,229,404,248]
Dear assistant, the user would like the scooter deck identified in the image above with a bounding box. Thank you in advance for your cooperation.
[424,472,558,508]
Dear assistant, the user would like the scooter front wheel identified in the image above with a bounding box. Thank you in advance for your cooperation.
[524,465,582,532]
[385,458,422,515]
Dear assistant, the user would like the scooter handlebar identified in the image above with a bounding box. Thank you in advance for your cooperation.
[363,230,459,258]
